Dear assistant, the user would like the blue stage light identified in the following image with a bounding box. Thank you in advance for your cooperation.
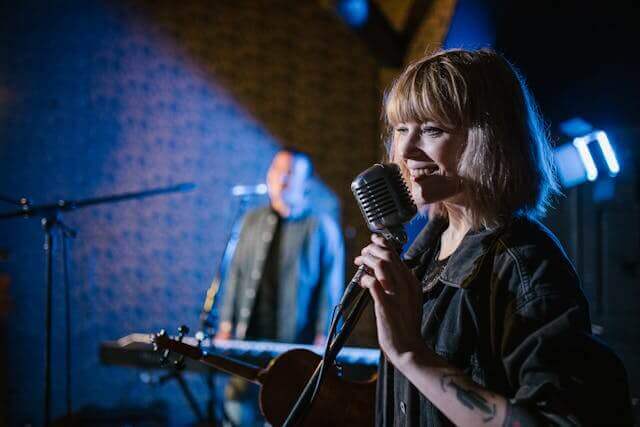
[572,134,599,182]
[559,117,593,138]
[337,0,369,28]
[554,129,621,188]
[594,131,620,176]
[554,143,588,188]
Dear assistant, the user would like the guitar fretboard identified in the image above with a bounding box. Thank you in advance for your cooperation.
[104,333,380,371]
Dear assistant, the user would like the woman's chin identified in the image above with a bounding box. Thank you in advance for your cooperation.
[411,189,442,207]
[411,175,461,206]
[412,189,461,209]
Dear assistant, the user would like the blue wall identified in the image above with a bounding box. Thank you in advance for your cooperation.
[0,1,343,424]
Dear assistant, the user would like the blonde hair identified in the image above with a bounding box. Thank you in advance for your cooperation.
[383,48,559,229]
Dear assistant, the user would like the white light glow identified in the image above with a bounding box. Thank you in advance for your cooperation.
[572,136,598,181]
[595,131,620,176]
[231,183,267,197]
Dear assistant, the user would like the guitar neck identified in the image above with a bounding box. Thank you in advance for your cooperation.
[199,351,262,384]
[152,332,263,384]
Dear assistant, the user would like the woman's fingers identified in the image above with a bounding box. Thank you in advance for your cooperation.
[359,273,388,305]
[362,241,394,262]
[356,252,393,292]
[355,235,417,299]
[371,233,392,249]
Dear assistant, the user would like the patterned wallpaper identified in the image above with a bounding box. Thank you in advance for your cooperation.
[0,0,380,424]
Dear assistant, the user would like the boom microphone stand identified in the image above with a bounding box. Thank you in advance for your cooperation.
[0,194,30,208]
[0,183,196,426]
[198,188,263,332]
[197,183,266,425]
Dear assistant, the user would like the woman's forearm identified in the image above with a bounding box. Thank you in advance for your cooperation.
[393,348,533,427]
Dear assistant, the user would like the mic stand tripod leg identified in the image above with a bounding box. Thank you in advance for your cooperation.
[41,213,77,427]
[174,372,206,424]
[42,217,53,427]
[61,220,76,421]
[157,369,206,424]
[206,371,216,425]
[202,355,227,426]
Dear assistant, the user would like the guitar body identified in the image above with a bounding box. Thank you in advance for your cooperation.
[258,349,376,426]
[151,331,377,426]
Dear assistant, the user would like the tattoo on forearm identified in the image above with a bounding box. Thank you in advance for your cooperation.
[441,373,497,422]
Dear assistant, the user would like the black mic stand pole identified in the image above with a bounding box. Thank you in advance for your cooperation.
[282,230,406,427]
[0,183,196,426]
[60,217,75,421]
[41,212,77,425]
[0,194,30,207]
[198,194,254,332]
[42,216,53,427]
[281,280,370,427]
[198,192,259,426]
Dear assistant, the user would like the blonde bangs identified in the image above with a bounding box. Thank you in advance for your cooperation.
[384,58,467,131]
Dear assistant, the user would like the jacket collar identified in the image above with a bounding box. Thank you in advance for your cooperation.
[404,216,504,288]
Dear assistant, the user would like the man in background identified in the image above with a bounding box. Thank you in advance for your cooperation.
[215,148,345,425]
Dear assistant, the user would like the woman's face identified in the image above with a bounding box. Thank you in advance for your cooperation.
[392,120,466,209]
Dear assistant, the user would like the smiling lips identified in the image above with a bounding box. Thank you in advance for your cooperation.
[408,164,440,179]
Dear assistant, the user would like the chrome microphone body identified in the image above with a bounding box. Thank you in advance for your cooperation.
[340,163,417,311]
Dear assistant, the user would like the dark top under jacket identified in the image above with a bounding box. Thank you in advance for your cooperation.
[376,215,633,426]
[246,211,283,340]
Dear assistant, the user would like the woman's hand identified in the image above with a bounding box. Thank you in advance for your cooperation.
[354,234,425,367]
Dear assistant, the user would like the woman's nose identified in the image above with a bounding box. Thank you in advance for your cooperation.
[398,130,423,160]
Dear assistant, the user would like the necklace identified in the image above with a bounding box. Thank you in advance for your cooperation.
[421,245,449,293]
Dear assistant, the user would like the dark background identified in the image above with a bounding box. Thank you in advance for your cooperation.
[493,3,640,420]
[1,0,638,424]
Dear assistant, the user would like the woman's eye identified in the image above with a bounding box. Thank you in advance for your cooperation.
[394,126,408,134]
[421,126,443,137]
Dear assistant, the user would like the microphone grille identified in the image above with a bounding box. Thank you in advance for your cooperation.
[351,163,417,233]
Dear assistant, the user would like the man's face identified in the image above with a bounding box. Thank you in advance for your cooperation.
[266,151,310,211]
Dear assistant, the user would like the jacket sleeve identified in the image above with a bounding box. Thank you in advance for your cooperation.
[314,214,345,337]
[496,247,634,426]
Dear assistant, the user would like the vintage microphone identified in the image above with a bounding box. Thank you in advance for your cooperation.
[339,163,417,311]
[282,163,416,426]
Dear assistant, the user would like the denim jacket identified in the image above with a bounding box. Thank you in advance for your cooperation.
[376,215,633,426]
[219,207,344,343]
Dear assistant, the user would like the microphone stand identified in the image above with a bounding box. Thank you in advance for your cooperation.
[0,194,30,208]
[197,192,259,426]
[198,193,257,333]
[0,183,196,426]
[282,229,406,427]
